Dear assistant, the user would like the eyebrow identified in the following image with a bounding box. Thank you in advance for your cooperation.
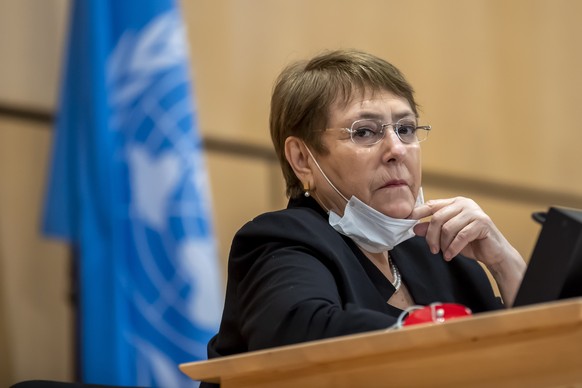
[393,111,417,121]
[350,110,417,122]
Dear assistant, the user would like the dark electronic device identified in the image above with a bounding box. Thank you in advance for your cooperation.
[513,206,582,307]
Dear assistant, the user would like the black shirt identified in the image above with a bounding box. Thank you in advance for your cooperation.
[206,195,503,360]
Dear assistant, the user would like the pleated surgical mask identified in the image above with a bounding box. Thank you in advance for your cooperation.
[328,193,422,253]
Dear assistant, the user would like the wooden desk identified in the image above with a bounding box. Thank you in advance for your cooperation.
[180,298,582,387]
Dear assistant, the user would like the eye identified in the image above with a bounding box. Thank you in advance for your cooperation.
[395,123,417,140]
[350,120,382,144]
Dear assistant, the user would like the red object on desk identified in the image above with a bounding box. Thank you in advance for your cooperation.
[403,303,472,326]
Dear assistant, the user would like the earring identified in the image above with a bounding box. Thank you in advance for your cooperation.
[303,181,311,197]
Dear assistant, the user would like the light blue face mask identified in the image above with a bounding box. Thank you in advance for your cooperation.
[304,144,422,253]
[328,192,423,253]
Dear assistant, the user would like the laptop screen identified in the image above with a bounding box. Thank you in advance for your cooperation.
[512,206,582,307]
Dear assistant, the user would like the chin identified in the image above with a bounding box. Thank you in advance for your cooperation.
[374,191,416,218]
[380,204,414,219]
[389,209,413,219]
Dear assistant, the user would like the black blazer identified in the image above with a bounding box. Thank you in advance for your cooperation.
[206,195,503,359]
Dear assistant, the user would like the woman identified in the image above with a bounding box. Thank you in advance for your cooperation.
[206,49,526,360]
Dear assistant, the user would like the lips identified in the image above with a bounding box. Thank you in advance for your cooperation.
[380,179,408,189]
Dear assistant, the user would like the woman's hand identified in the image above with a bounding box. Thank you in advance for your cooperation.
[410,197,508,264]
[409,197,526,306]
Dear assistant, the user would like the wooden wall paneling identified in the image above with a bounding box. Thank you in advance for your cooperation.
[0,117,73,383]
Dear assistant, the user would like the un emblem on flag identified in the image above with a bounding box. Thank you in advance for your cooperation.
[106,9,223,386]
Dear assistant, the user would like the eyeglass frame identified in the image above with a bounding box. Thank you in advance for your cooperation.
[323,118,431,145]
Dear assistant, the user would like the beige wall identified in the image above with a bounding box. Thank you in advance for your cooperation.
[183,0,582,255]
[0,117,73,384]
[0,0,68,110]
[2,0,582,384]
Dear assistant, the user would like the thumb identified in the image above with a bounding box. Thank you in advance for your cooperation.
[413,222,429,237]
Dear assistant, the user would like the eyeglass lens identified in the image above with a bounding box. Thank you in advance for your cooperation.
[350,119,428,145]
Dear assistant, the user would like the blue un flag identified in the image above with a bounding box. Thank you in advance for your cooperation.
[42,1,223,386]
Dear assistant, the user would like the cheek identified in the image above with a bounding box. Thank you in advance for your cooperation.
[330,159,359,185]
[325,156,371,196]
[408,148,422,173]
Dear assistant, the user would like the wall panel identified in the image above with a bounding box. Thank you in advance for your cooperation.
[183,0,582,195]
[0,0,68,109]
[205,152,285,272]
[0,117,73,383]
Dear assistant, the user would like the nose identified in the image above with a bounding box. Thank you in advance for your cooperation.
[381,127,407,161]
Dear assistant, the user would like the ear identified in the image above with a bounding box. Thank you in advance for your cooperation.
[284,136,313,188]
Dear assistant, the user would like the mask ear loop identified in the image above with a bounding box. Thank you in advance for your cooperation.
[302,142,349,203]
[416,187,424,206]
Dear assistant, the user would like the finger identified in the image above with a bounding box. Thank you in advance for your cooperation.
[424,204,463,255]
[444,220,487,260]
[407,198,455,220]
[438,208,474,258]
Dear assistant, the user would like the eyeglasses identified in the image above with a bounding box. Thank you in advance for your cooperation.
[336,119,431,146]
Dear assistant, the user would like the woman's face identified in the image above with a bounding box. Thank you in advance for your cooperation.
[310,88,422,219]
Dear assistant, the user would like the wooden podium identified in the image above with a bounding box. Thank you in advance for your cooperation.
[180,298,582,387]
